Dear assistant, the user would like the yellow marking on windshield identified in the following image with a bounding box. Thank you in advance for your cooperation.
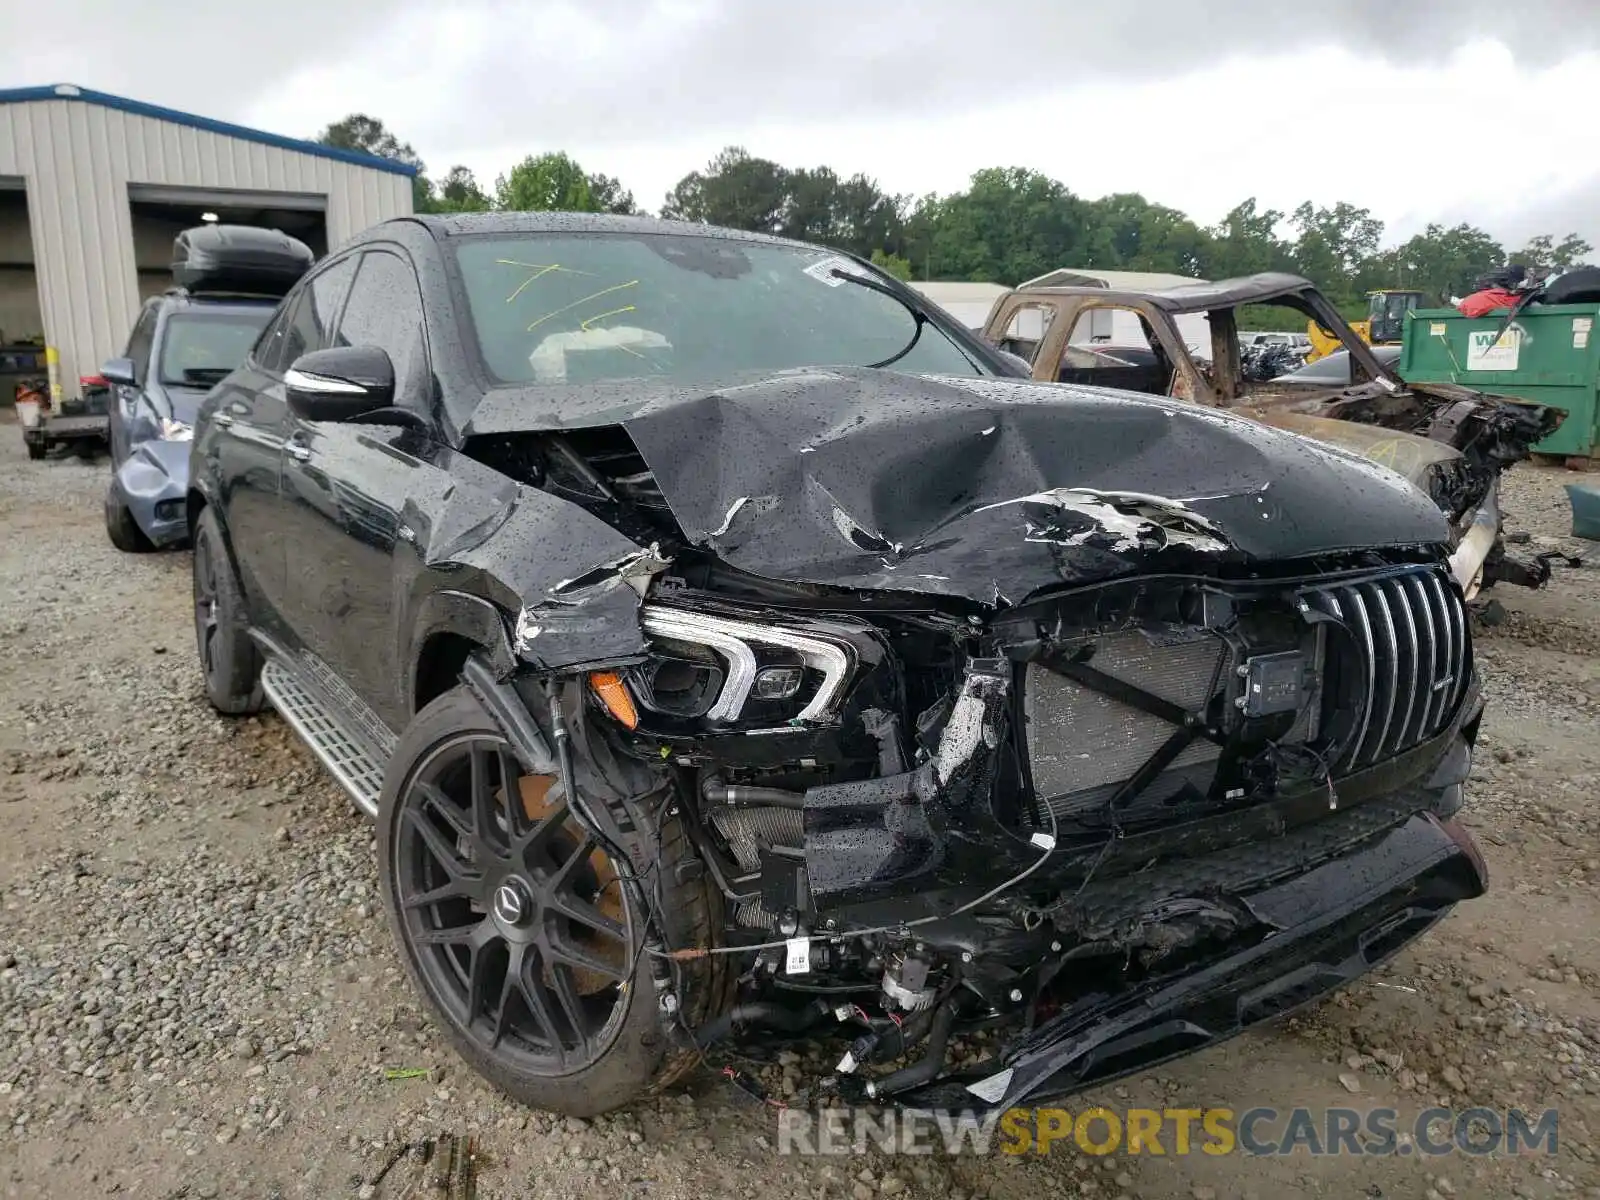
[580,305,637,331]
[526,280,640,332]
[495,260,596,304]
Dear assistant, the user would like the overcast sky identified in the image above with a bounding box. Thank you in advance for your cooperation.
[15,0,1600,250]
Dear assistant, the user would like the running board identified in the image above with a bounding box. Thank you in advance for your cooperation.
[260,658,387,819]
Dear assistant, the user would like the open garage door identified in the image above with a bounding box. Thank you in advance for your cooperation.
[126,183,327,302]
[0,176,47,411]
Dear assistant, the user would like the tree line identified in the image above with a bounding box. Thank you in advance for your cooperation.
[318,115,1592,323]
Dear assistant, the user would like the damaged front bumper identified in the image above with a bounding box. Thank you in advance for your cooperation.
[911,809,1486,1110]
[111,439,192,547]
[606,555,1490,1107]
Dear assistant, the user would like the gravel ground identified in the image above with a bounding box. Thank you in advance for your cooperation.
[2,413,1598,1200]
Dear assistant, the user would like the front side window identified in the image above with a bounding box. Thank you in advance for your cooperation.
[332,250,426,405]
[452,233,986,386]
[157,311,274,386]
[279,257,357,369]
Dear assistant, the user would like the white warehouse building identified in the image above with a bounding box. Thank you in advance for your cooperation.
[0,83,415,401]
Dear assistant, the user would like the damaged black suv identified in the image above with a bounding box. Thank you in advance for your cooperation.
[188,214,1488,1116]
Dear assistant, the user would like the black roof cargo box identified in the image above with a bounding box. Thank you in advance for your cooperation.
[172,225,314,297]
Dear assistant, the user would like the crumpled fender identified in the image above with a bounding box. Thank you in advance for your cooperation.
[402,469,658,674]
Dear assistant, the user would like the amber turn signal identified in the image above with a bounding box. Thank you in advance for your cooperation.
[588,671,639,729]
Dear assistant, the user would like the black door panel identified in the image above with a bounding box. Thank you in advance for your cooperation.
[278,248,430,728]
[207,369,294,634]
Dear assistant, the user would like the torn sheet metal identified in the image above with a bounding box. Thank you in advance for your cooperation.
[976,488,1229,554]
[404,445,661,669]
[608,368,1447,605]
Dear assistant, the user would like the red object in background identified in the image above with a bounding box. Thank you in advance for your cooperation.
[1458,289,1520,317]
[78,374,106,387]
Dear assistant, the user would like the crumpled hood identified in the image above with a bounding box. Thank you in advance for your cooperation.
[609,368,1449,604]
[157,384,212,427]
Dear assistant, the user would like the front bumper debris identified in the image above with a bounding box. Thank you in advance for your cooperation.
[898,812,1486,1110]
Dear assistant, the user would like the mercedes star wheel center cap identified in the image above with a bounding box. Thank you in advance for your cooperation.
[493,880,531,926]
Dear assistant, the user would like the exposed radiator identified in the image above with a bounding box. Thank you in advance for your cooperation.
[708,804,804,929]
[1023,629,1227,822]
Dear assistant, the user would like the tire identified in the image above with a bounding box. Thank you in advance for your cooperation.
[25,441,45,461]
[105,491,153,553]
[192,506,264,715]
[378,686,730,1116]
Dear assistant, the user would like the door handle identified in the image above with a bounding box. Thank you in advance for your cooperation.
[286,441,311,462]
[212,413,235,428]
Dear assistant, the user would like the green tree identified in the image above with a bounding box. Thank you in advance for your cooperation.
[587,173,640,215]
[431,166,492,213]
[1086,193,1209,275]
[315,113,431,211]
[1510,232,1593,270]
[1203,198,1292,278]
[495,152,597,212]
[661,147,790,233]
[1371,223,1505,303]
[1288,201,1384,302]
[773,167,906,259]
[870,249,913,281]
[927,167,1100,284]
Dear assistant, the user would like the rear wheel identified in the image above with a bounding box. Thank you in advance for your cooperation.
[192,506,264,714]
[378,687,728,1116]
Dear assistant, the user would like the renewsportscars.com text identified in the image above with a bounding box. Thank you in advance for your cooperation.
[776,1106,1559,1158]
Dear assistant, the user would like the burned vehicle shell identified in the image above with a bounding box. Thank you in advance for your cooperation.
[980,272,1563,598]
[187,214,1489,1117]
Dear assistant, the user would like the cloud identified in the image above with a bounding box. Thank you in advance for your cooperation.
[7,0,410,117]
[256,0,1600,152]
[9,1,1600,249]
[18,1,1596,146]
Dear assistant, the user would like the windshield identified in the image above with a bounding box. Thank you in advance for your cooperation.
[158,310,273,386]
[452,232,987,385]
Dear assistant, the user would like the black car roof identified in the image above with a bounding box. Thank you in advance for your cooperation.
[403,211,821,253]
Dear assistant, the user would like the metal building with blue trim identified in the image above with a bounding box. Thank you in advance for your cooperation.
[0,83,415,399]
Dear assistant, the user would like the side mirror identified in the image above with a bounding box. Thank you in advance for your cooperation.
[101,357,137,388]
[284,346,395,421]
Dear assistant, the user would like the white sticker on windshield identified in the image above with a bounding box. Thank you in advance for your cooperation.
[804,255,863,287]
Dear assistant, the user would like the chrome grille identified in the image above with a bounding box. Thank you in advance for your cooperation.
[1312,567,1468,771]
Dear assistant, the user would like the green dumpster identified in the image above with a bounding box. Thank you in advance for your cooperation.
[1399,303,1600,460]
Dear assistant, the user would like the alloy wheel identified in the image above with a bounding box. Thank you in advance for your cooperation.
[392,734,634,1075]
[192,531,220,680]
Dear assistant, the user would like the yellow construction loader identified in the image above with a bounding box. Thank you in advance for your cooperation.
[1306,288,1424,363]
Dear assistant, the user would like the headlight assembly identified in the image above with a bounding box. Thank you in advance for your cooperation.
[636,606,859,724]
